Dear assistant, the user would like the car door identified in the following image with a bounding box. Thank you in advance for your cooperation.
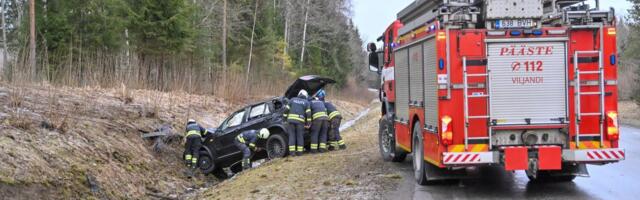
[215,108,248,159]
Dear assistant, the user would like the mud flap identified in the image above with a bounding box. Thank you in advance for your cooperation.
[424,162,469,180]
[504,147,528,171]
[538,146,561,170]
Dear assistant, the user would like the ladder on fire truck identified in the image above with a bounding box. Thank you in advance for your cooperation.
[462,57,491,151]
[573,26,606,147]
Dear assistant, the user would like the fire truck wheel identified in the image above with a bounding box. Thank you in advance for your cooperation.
[379,113,407,162]
[413,122,430,185]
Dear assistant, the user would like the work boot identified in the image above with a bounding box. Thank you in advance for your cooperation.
[310,149,318,154]
[319,148,327,153]
[339,144,347,150]
[296,152,303,156]
[289,152,297,157]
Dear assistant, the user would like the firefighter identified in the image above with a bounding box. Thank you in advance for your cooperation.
[234,128,270,170]
[184,119,208,170]
[309,96,329,153]
[285,89,311,156]
[317,90,346,150]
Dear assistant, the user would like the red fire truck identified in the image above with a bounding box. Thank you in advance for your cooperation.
[367,0,624,184]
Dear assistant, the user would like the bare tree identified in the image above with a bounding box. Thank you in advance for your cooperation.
[1,0,7,78]
[29,0,36,80]
[299,0,309,66]
[222,0,227,73]
[246,0,258,84]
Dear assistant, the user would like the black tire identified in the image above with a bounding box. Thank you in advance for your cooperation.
[412,122,429,185]
[266,134,287,159]
[198,150,216,175]
[379,114,407,162]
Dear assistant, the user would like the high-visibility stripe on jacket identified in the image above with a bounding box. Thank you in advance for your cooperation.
[328,111,341,119]
[236,129,258,147]
[286,96,311,123]
[185,123,206,137]
[310,99,328,121]
[324,101,341,120]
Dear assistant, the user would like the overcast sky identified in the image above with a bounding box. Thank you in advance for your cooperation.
[353,0,633,43]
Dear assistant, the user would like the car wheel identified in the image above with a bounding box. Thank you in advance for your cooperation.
[266,134,287,159]
[198,150,216,174]
[379,113,407,162]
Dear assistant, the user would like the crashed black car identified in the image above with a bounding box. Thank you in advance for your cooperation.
[197,75,335,178]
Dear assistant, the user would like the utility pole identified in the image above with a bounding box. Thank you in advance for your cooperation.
[29,0,36,81]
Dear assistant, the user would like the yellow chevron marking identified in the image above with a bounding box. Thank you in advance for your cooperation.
[471,144,488,152]
[450,145,465,152]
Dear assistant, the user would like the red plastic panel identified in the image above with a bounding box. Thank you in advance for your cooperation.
[504,147,528,171]
[538,146,562,170]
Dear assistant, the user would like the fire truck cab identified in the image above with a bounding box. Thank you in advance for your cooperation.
[368,0,624,184]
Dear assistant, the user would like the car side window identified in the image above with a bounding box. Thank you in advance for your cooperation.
[249,103,270,119]
[221,110,245,130]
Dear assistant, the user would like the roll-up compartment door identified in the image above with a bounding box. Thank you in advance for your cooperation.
[395,49,410,123]
[423,38,438,131]
[409,44,424,106]
[487,41,567,125]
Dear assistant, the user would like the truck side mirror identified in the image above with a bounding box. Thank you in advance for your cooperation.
[367,43,380,73]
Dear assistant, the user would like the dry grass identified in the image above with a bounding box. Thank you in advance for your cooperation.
[195,103,400,200]
[619,101,640,127]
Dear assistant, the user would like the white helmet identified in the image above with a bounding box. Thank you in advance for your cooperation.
[298,89,309,98]
[258,128,270,139]
[187,119,196,124]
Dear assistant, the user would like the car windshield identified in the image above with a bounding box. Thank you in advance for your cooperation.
[220,110,245,130]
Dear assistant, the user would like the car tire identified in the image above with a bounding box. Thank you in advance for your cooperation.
[379,113,407,162]
[198,150,216,175]
[266,134,287,159]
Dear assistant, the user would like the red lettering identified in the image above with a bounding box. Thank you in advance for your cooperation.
[545,46,553,55]
[500,47,509,56]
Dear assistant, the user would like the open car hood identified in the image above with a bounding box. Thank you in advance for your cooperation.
[284,75,336,99]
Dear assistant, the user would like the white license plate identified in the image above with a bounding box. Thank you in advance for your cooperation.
[495,19,534,29]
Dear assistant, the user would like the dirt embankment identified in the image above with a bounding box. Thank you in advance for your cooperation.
[620,101,640,127]
[0,84,240,199]
[194,103,403,200]
[0,84,366,199]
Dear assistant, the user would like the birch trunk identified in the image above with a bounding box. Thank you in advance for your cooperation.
[299,0,310,67]
[246,0,259,85]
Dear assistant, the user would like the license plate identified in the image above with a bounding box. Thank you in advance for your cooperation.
[495,19,534,29]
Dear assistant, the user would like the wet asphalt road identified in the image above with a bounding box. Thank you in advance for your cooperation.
[386,125,639,200]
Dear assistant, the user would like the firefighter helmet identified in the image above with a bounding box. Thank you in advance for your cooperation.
[258,128,270,139]
[187,119,196,124]
[298,90,309,98]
